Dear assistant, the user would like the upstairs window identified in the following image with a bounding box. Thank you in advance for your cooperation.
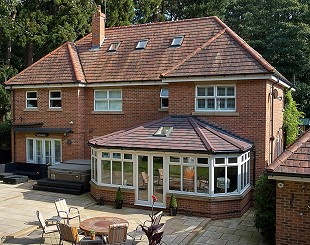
[160,88,169,108]
[108,42,120,52]
[49,91,62,108]
[196,85,236,112]
[94,89,122,111]
[26,91,37,108]
[136,39,148,49]
[171,35,184,47]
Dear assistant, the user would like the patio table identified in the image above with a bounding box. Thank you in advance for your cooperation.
[80,216,129,236]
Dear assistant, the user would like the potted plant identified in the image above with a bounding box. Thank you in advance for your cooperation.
[90,230,96,240]
[115,187,123,209]
[169,194,177,216]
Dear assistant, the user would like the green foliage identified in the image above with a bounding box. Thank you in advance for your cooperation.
[115,187,123,201]
[283,90,304,146]
[106,0,134,27]
[0,120,11,150]
[294,81,310,117]
[0,84,10,116]
[253,174,276,245]
[169,194,177,208]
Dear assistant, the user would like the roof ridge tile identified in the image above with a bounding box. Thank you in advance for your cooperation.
[67,43,85,83]
[188,117,213,151]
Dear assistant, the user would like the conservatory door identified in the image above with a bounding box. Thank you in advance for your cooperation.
[136,155,164,206]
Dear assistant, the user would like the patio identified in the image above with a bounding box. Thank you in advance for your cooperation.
[0,180,266,244]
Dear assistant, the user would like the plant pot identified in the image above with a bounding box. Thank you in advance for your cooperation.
[169,207,177,216]
[90,233,96,240]
[115,200,123,209]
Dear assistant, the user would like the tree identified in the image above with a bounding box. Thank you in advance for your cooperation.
[105,0,135,27]
[254,174,276,245]
[283,90,304,146]
[0,85,10,118]
[225,0,310,116]
[134,0,165,23]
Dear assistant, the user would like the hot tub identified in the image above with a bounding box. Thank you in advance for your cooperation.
[48,159,91,190]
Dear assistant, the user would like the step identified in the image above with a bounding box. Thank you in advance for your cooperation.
[36,178,85,190]
[32,184,83,195]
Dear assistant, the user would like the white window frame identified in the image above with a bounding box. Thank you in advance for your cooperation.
[94,89,122,112]
[49,90,62,108]
[26,138,62,164]
[26,91,37,108]
[160,88,169,109]
[99,151,133,187]
[195,85,236,112]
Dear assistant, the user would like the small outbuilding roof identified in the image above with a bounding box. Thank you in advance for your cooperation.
[267,129,310,178]
[88,116,253,154]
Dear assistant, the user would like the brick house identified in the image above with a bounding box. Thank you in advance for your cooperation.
[267,129,310,245]
[5,6,294,217]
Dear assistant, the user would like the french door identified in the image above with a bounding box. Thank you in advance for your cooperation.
[26,138,61,164]
[136,155,165,207]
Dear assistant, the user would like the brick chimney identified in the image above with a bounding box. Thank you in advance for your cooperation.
[92,5,105,48]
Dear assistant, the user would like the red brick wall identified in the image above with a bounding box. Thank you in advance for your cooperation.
[275,180,310,245]
[91,182,251,219]
[11,80,284,181]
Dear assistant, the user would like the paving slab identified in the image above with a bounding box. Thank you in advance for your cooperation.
[0,180,266,245]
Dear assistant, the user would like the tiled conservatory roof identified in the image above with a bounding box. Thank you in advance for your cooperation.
[88,116,253,153]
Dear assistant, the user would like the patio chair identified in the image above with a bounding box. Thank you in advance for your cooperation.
[102,223,129,244]
[57,223,86,245]
[55,198,81,224]
[157,168,163,185]
[141,171,149,189]
[36,210,59,242]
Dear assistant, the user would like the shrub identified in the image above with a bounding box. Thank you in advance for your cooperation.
[254,174,276,245]
[169,194,177,208]
[115,187,123,201]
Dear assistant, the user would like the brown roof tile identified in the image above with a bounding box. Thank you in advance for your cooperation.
[88,116,252,153]
[5,42,84,85]
[5,16,289,86]
[267,129,310,176]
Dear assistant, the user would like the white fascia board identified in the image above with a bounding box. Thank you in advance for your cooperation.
[268,175,310,183]
[271,76,295,90]
[5,81,167,90]
[162,74,274,83]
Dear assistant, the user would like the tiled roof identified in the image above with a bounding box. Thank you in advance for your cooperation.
[88,116,253,153]
[5,43,85,86]
[267,129,310,177]
[5,16,289,86]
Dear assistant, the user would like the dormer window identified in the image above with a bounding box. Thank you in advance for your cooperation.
[171,35,184,47]
[108,42,120,52]
[136,39,148,49]
[154,126,173,137]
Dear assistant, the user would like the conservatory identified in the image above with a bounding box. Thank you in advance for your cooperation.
[89,116,253,217]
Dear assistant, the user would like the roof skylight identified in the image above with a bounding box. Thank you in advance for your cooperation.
[153,126,173,137]
[108,42,121,52]
[171,35,184,47]
[136,39,148,49]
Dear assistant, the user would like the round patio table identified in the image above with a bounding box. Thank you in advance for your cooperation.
[80,217,129,236]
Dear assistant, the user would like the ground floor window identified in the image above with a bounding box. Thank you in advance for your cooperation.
[26,138,61,164]
[100,152,133,186]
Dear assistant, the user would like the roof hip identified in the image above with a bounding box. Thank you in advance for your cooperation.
[161,28,226,77]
